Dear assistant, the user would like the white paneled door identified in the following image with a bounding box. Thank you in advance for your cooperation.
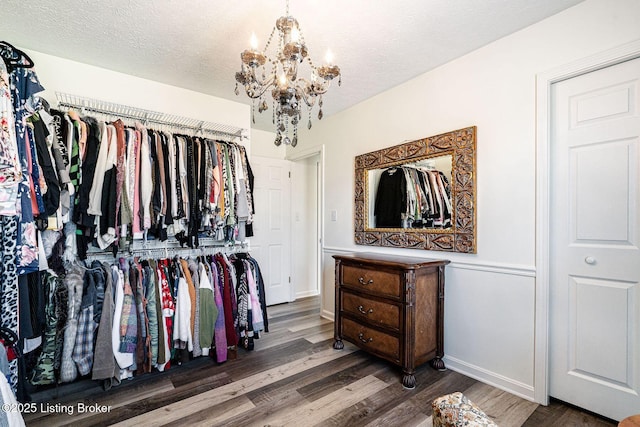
[250,156,292,306]
[550,57,640,421]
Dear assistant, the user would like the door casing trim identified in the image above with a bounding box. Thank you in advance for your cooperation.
[535,39,640,404]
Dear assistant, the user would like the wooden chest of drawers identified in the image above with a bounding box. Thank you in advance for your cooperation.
[333,252,449,388]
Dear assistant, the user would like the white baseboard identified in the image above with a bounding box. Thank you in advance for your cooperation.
[444,355,535,402]
[321,309,335,322]
[296,290,320,299]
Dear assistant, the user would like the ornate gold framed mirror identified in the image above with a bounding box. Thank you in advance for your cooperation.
[354,126,476,253]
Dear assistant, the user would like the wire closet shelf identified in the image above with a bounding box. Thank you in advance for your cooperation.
[84,238,249,263]
[55,92,247,141]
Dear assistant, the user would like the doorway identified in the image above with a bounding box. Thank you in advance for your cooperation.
[288,146,324,304]
[536,42,640,421]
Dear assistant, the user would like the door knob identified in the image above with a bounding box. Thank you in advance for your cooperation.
[584,256,596,265]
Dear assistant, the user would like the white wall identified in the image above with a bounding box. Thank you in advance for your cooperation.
[26,49,249,133]
[292,0,640,401]
[251,128,284,159]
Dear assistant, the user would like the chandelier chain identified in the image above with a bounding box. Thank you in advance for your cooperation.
[264,26,277,52]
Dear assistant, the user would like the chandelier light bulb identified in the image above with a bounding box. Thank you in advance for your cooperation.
[291,27,300,43]
[250,32,259,50]
[325,49,334,65]
[278,73,287,88]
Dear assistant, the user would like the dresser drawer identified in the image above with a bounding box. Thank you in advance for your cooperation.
[342,317,400,362]
[341,264,401,298]
[341,291,400,331]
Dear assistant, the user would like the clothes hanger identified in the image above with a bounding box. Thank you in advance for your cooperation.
[0,327,21,360]
[386,166,399,174]
[40,97,51,113]
[67,108,81,122]
[0,41,34,72]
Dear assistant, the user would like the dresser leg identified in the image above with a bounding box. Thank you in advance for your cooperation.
[333,339,344,350]
[402,372,417,389]
[431,357,446,371]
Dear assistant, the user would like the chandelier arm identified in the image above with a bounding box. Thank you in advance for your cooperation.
[291,84,319,109]
[297,77,331,96]
[249,66,277,88]
[244,75,278,99]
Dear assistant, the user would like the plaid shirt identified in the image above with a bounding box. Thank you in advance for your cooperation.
[72,304,96,376]
[72,269,99,376]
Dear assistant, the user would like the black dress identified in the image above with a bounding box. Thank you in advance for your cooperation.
[374,168,406,228]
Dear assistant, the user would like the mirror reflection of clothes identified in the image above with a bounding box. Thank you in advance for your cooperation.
[374,166,452,229]
[374,168,406,228]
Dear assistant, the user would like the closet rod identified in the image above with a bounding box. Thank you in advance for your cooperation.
[85,240,249,261]
[55,92,247,141]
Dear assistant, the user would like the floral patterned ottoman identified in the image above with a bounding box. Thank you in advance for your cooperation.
[432,392,498,426]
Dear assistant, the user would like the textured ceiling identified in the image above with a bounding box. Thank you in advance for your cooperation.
[0,0,584,131]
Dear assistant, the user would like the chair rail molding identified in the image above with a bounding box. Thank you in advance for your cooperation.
[322,246,535,277]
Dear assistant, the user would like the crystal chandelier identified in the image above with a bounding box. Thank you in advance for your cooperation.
[235,0,341,147]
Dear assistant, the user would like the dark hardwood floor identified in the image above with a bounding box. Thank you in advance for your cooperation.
[23,296,616,426]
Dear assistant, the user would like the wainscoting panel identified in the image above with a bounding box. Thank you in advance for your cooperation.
[321,247,537,401]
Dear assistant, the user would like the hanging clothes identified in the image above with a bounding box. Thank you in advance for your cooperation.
[374,167,406,228]
[172,260,192,352]
[143,261,159,369]
[198,261,217,357]
[20,250,265,393]
[71,265,99,376]
[0,45,263,401]
[111,265,133,377]
[92,262,118,387]
[29,271,59,386]
[209,258,227,363]
[214,253,238,349]
[13,63,45,275]
[118,258,137,356]
[59,263,83,383]
[0,60,21,211]
[374,165,452,229]
[187,258,202,358]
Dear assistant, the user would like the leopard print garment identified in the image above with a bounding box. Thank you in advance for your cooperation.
[0,215,19,392]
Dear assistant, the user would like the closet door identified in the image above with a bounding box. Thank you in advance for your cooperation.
[549,57,640,421]
[251,156,293,305]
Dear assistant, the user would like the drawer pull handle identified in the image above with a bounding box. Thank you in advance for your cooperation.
[358,277,374,285]
[357,305,374,315]
[358,333,373,344]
